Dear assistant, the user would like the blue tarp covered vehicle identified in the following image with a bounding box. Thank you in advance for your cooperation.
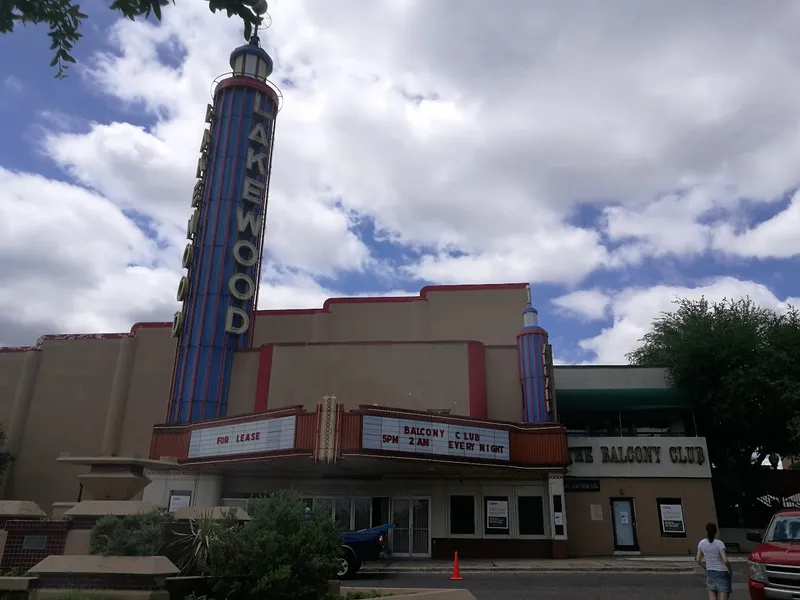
[337,523,395,579]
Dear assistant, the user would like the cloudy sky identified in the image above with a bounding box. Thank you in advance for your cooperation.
[0,0,798,363]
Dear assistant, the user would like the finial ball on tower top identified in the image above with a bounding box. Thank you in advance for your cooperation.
[250,0,268,15]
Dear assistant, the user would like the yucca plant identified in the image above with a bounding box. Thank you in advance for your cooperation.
[169,509,238,575]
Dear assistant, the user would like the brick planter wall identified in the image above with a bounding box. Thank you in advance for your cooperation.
[1,520,70,571]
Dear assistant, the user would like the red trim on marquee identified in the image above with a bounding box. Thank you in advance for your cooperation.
[467,342,488,419]
[254,344,274,412]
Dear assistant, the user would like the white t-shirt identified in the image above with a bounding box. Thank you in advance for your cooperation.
[698,538,727,572]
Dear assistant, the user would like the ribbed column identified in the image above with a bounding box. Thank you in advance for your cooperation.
[100,335,137,455]
[168,42,278,424]
[517,329,549,423]
[516,293,552,424]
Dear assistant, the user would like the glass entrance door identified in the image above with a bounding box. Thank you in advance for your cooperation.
[611,498,639,551]
[391,497,430,558]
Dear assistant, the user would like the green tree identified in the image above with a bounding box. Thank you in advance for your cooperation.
[628,297,800,471]
[1,0,264,78]
[204,489,342,600]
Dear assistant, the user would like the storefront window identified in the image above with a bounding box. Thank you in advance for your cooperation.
[517,496,544,536]
[315,497,334,519]
[449,495,475,535]
[484,496,510,535]
[353,498,372,531]
[334,497,351,531]
[657,498,686,538]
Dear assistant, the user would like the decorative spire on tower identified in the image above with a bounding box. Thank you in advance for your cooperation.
[167,2,281,424]
[516,285,556,424]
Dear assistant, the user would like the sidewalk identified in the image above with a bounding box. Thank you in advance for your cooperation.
[362,557,707,574]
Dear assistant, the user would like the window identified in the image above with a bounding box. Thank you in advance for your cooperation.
[22,535,47,550]
[306,496,373,531]
[656,498,686,538]
[449,495,475,535]
[334,497,351,531]
[517,496,545,536]
[353,498,372,531]
[484,496,509,535]
[315,497,334,519]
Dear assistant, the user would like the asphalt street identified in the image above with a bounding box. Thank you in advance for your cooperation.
[348,568,750,599]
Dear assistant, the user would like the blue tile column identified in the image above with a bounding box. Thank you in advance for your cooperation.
[167,39,278,424]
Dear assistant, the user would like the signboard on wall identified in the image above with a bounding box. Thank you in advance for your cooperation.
[567,436,712,479]
[486,500,509,529]
[187,415,296,459]
[659,502,686,534]
[168,491,192,512]
[564,478,601,492]
[361,415,510,461]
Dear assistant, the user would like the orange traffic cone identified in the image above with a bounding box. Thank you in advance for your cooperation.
[450,551,463,581]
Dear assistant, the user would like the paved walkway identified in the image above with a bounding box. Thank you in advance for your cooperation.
[362,556,710,574]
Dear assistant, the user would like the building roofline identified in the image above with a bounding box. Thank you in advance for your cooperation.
[0,283,529,352]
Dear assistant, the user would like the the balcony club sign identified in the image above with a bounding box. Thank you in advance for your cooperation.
[566,437,712,479]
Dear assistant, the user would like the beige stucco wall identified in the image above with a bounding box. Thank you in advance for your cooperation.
[253,286,529,347]
[6,338,122,512]
[0,353,26,429]
[566,477,716,557]
[485,346,521,422]
[267,343,472,414]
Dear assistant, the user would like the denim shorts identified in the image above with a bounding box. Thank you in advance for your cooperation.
[706,569,732,593]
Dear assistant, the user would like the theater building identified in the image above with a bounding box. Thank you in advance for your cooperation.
[0,33,715,559]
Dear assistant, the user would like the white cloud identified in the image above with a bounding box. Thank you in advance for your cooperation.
[578,277,798,364]
[1,0,800,345]
[551,290,611,321]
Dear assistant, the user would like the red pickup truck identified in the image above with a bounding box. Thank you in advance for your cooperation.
[747,509,800,599]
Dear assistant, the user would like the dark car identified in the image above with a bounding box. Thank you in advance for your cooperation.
[746,509,800,599]
[337,523,395,579]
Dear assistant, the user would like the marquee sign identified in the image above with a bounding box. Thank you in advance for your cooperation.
[361,415,510,461]
[187,415,296,459]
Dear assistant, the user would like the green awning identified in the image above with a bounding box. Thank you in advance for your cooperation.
[555,388,690,412]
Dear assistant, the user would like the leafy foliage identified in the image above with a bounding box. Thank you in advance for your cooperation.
[1,0,262,78]
[628,297,800,471]
[88,510,173,556]
[204,489,343,600]
[168,509,239,574]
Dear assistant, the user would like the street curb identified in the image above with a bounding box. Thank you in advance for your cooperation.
[361,567,698,575]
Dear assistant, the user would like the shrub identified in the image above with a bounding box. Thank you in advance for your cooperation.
[168,509,239,574]
[204,489,342,600]
[89,510,174,556]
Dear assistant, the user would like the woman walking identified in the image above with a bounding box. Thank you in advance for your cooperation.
[696,522,732,599]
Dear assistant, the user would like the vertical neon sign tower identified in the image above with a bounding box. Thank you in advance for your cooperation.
[516,286,556,424]
[168,10,279,424]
